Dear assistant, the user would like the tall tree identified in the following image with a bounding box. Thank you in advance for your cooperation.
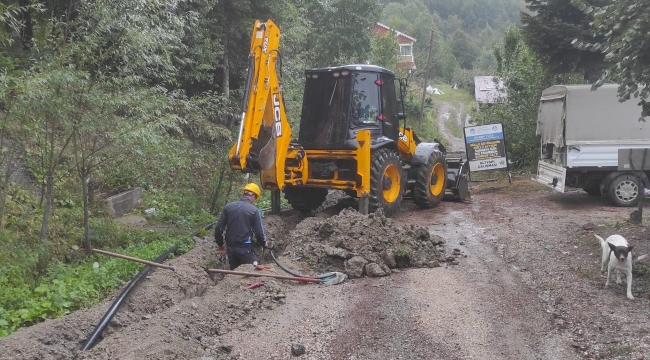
[0,73,28,231]
[474,26,548,169]
[370,33,399,71]
[309,0,381,66]
[521,0,606,81]
[572,0,650,119]
[8,0,196,250]
[449,29,479,69]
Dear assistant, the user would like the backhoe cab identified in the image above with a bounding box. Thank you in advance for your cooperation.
[229,19,469,216]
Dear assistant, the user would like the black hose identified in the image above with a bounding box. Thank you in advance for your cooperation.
[269,250,309,278]
[81,221,217,351]
[80,244,178,351]
[269,250,335,280]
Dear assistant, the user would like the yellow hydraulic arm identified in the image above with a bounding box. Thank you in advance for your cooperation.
[228,19,291,190]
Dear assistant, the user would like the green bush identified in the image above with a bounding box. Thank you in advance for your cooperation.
[0,234,191,337]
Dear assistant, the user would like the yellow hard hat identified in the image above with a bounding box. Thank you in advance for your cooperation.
[243,183,261,199]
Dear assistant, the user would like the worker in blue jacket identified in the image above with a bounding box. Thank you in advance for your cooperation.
[214,183,269,270]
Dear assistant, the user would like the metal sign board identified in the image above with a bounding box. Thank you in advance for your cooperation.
[464,123,508,172]
[618,148,650,171]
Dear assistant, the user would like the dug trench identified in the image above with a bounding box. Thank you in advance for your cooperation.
[1,179,650,359]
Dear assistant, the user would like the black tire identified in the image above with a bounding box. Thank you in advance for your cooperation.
[582,187,601,196]
[412,151,448,208]
[369,148,404,216]
[608,174,640,207]
[283,187,328,212]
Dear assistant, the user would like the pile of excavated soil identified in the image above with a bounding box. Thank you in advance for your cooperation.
[273,208,445,278]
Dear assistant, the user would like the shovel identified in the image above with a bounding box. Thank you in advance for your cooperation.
[206,268,346,285]
[92,249,176,271]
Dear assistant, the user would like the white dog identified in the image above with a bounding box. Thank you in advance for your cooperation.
[594,234,637,300]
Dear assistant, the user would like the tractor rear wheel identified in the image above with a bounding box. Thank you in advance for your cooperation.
[412,151,447,208]
[284,187,328,212]
[369,148,404,216]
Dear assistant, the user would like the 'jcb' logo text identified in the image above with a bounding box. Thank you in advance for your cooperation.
[399,131,408,143]
[262,37,269,54]
[273,93,282,137]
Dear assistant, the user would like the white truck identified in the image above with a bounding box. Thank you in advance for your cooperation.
[535,84,650,206]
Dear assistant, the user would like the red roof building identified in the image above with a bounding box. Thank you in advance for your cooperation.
[371,23,417,71]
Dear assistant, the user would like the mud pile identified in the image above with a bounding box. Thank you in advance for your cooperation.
[275,208,445,278]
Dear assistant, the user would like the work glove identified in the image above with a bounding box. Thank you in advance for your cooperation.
[255,264,273,272]
[217,245,226,255]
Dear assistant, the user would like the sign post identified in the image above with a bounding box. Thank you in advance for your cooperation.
[618,148,649,224]
[463,123,510,183]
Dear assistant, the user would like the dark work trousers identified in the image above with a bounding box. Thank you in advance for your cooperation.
[226,246,257,270]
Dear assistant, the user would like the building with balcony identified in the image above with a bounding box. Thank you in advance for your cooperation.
[371,23,417,71]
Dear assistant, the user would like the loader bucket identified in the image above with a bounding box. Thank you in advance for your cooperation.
[444,157,470,201]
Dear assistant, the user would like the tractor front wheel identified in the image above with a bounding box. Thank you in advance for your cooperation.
[412,151,447,208]
[369,148,404,216]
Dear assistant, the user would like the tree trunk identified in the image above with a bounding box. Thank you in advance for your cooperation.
[19,0,33,50]
[210,159,228,214]
[223,35,232,127]
[218,0,232,127]
[225,171,234,202]
[633,150,648,224]
[628,149,647,225]
[39,174,54,244]
[0,128,16,230]
[0,153,14,230]
[419,28,435,126]
[81,165,91,252]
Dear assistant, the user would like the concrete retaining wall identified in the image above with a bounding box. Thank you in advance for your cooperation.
[104,188,143,218]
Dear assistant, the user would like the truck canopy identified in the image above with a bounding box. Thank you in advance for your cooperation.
[537,84,650,146]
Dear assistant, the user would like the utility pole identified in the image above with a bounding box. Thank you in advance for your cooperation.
[419,27,435,126]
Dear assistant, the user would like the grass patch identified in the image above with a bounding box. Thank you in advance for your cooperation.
[433,83,475,104]
[395,247,410,257]
[445,109,463,138]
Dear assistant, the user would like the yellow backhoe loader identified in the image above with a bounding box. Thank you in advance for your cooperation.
[229,19,469,216]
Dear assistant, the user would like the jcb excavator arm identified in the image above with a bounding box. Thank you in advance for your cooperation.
[228,19,291,190]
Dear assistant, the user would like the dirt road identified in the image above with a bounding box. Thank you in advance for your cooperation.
[2,178,650,360]
[436,101,466,154]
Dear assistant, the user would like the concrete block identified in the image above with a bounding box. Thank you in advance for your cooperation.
[105,188,143,218]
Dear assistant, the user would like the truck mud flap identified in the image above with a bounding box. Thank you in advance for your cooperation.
[445,157,470,201]
[535,160,567,193]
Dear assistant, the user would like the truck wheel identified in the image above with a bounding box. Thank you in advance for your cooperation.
[608,174,640,207]
[369,148,404,216]
[283,187,328,212]
[412,151,447,208]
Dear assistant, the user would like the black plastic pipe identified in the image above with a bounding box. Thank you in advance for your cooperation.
[81,222,216,351]
[80,244,178,351]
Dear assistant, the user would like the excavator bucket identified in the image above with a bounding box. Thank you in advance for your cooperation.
[257,126,277,170]
[445,157,470,201]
